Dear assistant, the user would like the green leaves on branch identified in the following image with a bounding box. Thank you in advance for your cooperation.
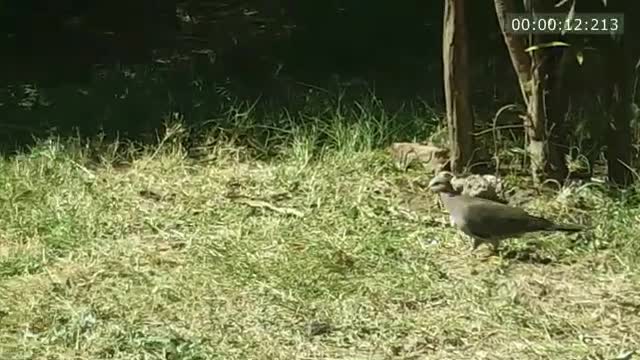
[524,41,570,53]
[525,42,597,66]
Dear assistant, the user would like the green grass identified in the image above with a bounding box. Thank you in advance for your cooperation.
[1,120,640,360]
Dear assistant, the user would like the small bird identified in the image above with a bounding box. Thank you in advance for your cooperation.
[428,172,584,252]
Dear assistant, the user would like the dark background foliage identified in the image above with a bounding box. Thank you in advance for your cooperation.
[0,0,633,151]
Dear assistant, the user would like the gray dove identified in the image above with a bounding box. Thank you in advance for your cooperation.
[428,172,584,252]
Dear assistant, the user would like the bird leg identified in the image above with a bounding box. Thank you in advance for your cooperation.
[488,239,501,255]
[471,237,482,251]
[471,237,501,256]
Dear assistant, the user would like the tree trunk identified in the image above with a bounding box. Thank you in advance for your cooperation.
[442,0,474,175]
[526,38,569,183]
[493,0,530,104]
[525,49,548,183]
[493,0,569,183]
[605,3,634,186]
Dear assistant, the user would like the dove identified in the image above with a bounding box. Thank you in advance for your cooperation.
[428,172,584,252]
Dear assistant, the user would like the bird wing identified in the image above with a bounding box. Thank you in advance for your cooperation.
[460,197,552,239]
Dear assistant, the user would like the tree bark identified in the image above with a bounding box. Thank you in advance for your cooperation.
[605,3,634,186]
[525,50,547,183]
[493,0,569,183]
[526,37,569,183]
[493,0,531,105]
[442,0,474,175]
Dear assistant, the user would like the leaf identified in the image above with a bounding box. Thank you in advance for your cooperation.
[524,41,571,53]
[575,50,584,65]
[561,0,576,36]
[554,0,572,8]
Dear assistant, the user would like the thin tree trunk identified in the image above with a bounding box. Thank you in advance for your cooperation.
[494,0,530,105]
[605,3,633,186]
[442,0,474,174]
[494,0,569,183]
[526,40,567,183]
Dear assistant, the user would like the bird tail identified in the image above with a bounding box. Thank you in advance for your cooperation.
[549,222,584,233]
